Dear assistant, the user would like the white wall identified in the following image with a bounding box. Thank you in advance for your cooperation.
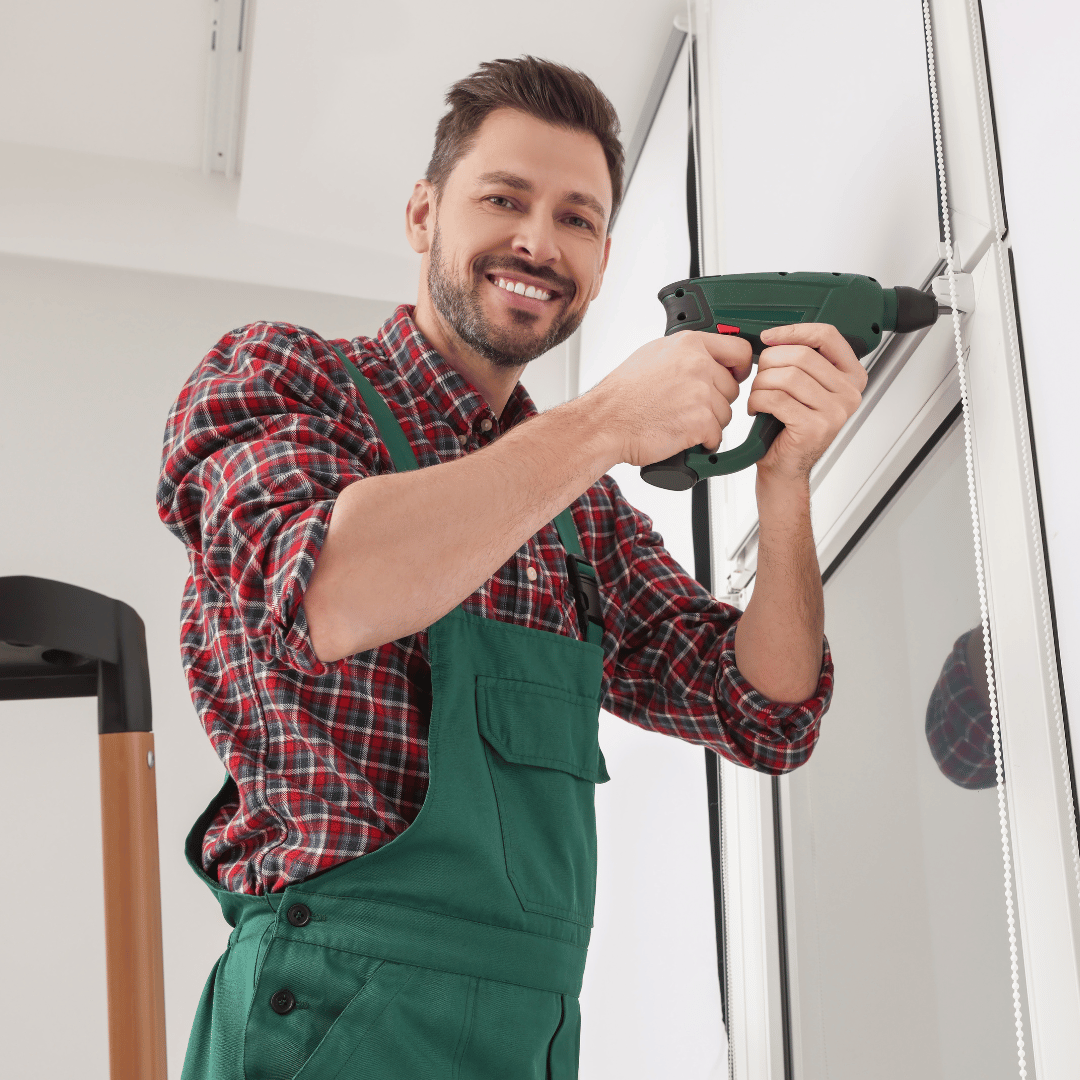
[0,254,393,1079]
[0,141,421,305]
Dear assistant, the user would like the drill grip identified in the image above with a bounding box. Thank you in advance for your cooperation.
[640,413,784,490]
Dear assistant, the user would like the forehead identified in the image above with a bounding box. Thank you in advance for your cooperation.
[450,108,613,215]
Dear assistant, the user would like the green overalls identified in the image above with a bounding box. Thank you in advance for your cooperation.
[181,345,609,1080]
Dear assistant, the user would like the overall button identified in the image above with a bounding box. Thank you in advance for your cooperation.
[287,903,311,927]
[270,989,296,1015]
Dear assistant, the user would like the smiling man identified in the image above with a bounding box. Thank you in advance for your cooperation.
[159,57,865,1080]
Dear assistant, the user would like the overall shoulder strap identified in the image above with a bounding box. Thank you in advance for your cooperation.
[554,506,604,648]
[325,339,418,474]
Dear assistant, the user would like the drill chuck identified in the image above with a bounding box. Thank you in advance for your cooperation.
[887,285,940,334]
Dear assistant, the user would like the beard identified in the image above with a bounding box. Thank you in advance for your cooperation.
[427,223,586,368]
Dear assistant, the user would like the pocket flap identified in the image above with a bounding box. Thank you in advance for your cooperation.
[477,676,610,784]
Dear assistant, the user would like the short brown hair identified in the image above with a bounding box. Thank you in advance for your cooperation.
[426,56,625,230]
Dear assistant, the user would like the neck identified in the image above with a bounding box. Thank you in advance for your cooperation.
[412,293,526,420]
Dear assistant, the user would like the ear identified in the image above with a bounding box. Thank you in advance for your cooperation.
[406,179,436,254]
[590,234,613,301]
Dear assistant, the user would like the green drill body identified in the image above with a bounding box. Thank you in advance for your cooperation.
[641,272,939,489]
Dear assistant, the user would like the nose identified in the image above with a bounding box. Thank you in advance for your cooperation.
[511,207,560,267]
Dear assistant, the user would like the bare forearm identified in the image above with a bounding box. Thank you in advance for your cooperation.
[733,475,825,702]
[304,391,620,661]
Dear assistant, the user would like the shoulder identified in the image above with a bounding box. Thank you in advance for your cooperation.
[173,321,388,420]
[200,321,372,390]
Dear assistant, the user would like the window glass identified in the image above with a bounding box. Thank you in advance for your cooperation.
[782,421,1029,1079]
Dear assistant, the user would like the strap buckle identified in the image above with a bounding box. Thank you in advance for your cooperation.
[563,552,604,640]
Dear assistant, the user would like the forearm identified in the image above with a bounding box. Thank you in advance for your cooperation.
[304,390,621,661]
[733,474,825,702]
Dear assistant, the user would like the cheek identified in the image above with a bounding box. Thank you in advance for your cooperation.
[584,263,605,303]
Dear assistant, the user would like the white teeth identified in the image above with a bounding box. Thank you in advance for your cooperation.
[493,276,552,301]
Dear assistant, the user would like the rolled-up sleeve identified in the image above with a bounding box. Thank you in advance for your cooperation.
[157,322,381,674]
[713,622,833,772]
[591,474,833,774]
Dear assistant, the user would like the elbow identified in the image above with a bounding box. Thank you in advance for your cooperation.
[303,586,384,662]
[750,675,821,706]
[303,576,359,663]
[308,624,347,665]
[304,600,347,664]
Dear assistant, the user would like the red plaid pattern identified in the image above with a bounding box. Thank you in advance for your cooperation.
[157,305,833,894]
[925,629,997,790]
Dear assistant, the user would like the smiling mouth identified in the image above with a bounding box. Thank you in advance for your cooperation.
[486,274,559,302]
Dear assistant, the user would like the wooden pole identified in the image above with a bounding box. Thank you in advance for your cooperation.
[98,731,168,1080]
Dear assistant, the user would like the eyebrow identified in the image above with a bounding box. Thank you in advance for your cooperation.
[475,171,608,224]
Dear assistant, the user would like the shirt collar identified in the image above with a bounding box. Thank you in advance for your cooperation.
[376,305,539,438]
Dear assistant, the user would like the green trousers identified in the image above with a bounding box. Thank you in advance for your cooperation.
[180,347,609,1079]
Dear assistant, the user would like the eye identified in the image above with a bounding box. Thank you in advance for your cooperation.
[486,195,515,209]
[565,215,594,231]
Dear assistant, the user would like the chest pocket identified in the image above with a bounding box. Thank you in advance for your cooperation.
[476,675,610,926]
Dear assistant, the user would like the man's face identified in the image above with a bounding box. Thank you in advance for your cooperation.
[423,108,613,368]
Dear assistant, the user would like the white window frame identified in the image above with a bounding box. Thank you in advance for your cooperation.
[689,0,1080,1076]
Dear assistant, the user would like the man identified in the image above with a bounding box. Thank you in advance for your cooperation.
[159,56,865,1079]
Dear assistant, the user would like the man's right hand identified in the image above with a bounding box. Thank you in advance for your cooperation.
[589,331,753,467]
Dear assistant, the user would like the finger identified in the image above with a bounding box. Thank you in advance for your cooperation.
[757,344,860,398]
[751,366,839,413]
[694,330,754,382]
[746,387,846,435]
[759,323,867,386]
[712,363,742,406]
[751,366,862,426]
[701,396,733,453]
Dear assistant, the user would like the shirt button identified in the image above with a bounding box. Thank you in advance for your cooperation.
[287,903,311,927]
[526,566,538,582]
[457,434,467,446]
[270,989,297,1015]
[480,418,493,432]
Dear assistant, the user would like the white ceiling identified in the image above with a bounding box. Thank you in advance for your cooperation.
[0,3,209,167]
[237,0,685,260]
[0,0,685,293]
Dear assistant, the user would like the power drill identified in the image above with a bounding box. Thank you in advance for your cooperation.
[640,272,941,490]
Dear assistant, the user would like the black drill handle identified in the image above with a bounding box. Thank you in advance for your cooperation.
[640,413,784,491]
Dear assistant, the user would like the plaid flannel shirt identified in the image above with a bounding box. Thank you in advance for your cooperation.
[925,629,997,790]
[157,305,833,894]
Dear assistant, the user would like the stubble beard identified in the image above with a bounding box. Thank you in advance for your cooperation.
[427,223,586,368]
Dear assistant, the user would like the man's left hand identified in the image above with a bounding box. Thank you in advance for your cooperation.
[747,323,868,483]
